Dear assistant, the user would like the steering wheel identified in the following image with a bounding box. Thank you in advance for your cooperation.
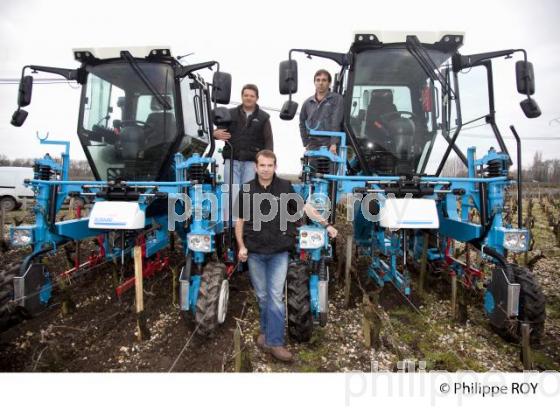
[120,120,152,129]
[378,111,418,124]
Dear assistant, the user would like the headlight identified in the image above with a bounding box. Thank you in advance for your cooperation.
[309,194,330,213]
[10,227,33,247]
[503,230,529,252]
[299,228,325,249]
[187,234,211,252]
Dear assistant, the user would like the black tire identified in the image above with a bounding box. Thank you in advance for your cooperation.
[194,261,225,337]
[513,265,546,344]
[287,261,313,343]
[0,262,20,331]
[0,197,17,212]
[343,235,353,308]
[490,264,546,345]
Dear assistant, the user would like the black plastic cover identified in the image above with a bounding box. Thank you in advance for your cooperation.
[212,72,232,104]
[520,98,541,118]
[10,109,28,127]
[279,60,298,95]
[515,61,535,95]
[212,107,232,127]
[279,100,298,120]
[18,75,33,107]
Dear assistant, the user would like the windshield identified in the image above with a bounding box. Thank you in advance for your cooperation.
[348,46,452,175]
[78,62,177,181]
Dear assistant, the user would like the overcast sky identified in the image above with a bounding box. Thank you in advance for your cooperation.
[1,0,559,175]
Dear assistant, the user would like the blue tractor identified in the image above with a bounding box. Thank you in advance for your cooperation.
[286,133,347,342]
[279,32,546,344]
[2,47,236,336]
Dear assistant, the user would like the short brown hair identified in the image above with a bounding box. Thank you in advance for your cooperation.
[314,69,332,83]
[241,84,259,98]
[255,149,276,165]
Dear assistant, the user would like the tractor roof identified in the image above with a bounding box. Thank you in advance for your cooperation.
[353,31,464,44]
[352,31,464,52]
[72,46,172,63]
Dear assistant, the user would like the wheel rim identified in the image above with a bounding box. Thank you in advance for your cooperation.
[217,279,229,324]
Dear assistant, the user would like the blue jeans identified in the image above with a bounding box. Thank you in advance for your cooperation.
[247,251,289,346]
[223,159,256,225]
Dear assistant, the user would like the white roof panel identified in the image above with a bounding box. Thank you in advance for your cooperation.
[72,46,172,60]
[353,31,465,44]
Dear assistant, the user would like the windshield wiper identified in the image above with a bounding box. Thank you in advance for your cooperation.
[405,36,455,98]
[120,50,171,110]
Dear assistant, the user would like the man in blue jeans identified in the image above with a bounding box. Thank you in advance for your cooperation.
[235,150,337,362]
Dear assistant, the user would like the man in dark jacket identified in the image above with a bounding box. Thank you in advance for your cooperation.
[299,69,344,153]
[235,150,337,362]
[213,84,273,225]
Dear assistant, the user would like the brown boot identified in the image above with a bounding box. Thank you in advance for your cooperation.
[256,334,268,351]
[269,346,294,362]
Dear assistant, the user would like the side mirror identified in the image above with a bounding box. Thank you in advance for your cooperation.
[212,71,232,105]
[18,75,33,107]
[520,98,541,118]
[279,60,298,95]
[212,106,232,127]
[515,61,535,95]
[11,109,29,127]
[279,100,298,120]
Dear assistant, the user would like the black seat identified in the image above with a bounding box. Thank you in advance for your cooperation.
[143,96,177,159]
[145,96,177,142]
[364,89,398,141]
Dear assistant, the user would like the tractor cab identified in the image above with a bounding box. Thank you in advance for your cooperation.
[11,46,231,182]
[279,31,539,178]
[77,51,180,181]
[347,33,462,175]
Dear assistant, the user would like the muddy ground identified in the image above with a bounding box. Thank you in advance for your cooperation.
[0,195,559,372]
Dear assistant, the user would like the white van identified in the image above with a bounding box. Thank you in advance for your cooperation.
[0,167,35,211]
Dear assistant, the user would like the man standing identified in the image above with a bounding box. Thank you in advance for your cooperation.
[235,150,337,362]
[214,84,273,224]
[299,69,344,154]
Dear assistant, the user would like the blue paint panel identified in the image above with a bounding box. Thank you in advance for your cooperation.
[427,249,444,261]
[56,218,108,240]
[438,218,482,242]
[484,291,495,314]
[39,272,52,305]
[309,274,319,318]
[189,275,202,313]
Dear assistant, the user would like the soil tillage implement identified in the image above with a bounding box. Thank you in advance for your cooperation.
[3,47,236,336]
[279,32,545,344]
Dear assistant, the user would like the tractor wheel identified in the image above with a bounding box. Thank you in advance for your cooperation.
[343,235,354,308]
[513,265,546,344]
[194,261,226,337]
[488,264,546,345]
[0,262,20,331]
[287,261,313,343]
[331,236,341,283]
